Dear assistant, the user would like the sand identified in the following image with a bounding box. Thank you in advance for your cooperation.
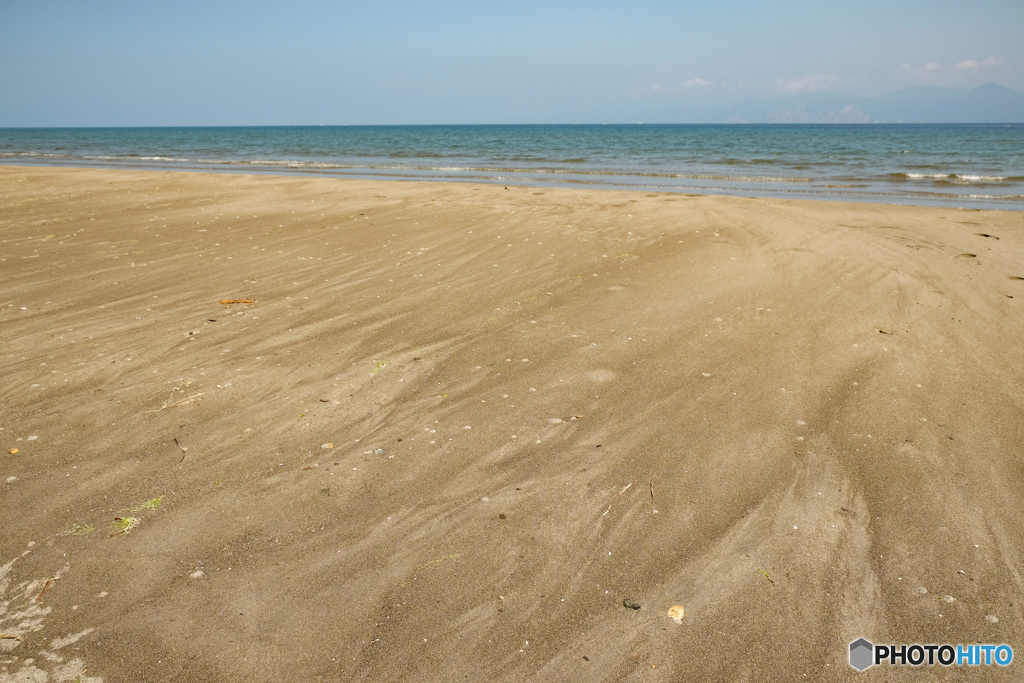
[1,166,1022,681]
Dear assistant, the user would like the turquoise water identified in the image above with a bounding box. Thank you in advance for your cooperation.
[1,124,1023,209]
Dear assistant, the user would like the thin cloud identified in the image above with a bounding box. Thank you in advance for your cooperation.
[629,78,713,97]
[897,56,1007,84]
[954,57,1004,70]
[680,77,713,89]
[774,73,845,94]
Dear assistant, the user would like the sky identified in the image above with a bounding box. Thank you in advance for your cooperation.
[1,0,1023,126]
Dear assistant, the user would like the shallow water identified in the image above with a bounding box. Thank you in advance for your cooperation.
[2,124,1023,209]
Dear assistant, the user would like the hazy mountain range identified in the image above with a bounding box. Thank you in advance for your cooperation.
[662,83,1024,124]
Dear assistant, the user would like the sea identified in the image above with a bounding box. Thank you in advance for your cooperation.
[1,124,1023,210]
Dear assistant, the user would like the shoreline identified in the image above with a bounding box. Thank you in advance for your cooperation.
[3,160,1021,211]
[2,165,1022,681]
[3,121,1023,210]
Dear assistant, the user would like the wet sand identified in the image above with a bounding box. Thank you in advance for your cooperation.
[1,166,1022,681]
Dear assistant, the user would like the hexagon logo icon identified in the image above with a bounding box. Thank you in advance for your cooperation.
[849,638,874,671]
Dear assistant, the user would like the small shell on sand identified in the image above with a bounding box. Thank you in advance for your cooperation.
[8,448,18,454]
[668,605,685,624]
[321,443,334,449]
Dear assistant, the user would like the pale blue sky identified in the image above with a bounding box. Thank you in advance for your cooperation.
[1,0,1022,125]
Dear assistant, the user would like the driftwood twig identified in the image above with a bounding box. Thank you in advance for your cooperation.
[34,578,56,603]
[601,482,635,517]
[146,392,205,413]
[174,437,188,463]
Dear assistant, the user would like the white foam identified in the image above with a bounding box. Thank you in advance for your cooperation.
[906,172,1007,183]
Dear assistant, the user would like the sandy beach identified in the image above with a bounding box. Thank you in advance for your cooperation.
[1,165,1022,681]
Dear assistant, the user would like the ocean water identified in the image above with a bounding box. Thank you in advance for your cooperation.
[1,124,1023,209]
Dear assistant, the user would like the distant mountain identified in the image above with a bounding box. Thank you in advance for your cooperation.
[699,83,1024,124]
